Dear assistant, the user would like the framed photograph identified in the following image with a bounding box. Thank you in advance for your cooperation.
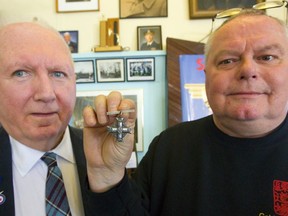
[74,60,95,84]
[126,58,155,81]
[189,0,264,19]
[137,26,162,51]
[119,0,167,18]
[59,30,78,53]
[56,0,99,13]
[71,89,144,151]
[96,58,125,83]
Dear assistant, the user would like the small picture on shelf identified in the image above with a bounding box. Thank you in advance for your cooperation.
[59,30,78,53]
[74,60,95,84]
[96,58,125,83]
[137,26,162,51]
[126,57,155,81]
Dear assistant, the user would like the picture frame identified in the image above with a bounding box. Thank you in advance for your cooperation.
[96,58,125,83]
[71,89,144,151]
[56,0,99,13]
[137,26,162,51]
[189,0,264,19]
[119,0,167,18]
[74,60,95,84]
[59,30,79,53]
[126,57,155,81]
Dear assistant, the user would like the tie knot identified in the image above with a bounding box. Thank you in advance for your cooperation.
[41,152,57,168]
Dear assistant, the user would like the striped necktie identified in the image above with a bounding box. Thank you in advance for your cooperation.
[41,152,72,216]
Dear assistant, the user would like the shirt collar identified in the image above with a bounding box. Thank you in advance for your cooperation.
[10,127,75,177]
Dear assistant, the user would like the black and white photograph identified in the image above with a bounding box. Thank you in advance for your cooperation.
[119,0,167,18]
[74,60,95,83]
[127,58,155,81]
[96,58,125,83]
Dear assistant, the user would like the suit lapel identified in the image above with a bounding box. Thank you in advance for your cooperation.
[0,128,15,215]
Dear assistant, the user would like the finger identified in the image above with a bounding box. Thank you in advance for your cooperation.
[94,94,109,125]
[107,91,122,113]
[83,105,97,127]
[119,98,137,121]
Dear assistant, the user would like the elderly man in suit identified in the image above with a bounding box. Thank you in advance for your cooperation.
[0,21,136,216]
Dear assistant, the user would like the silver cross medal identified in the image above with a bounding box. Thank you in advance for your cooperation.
[106,109,135,142]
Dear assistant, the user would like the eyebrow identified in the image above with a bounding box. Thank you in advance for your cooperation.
[255,44,285,55]
[215,43,285,57]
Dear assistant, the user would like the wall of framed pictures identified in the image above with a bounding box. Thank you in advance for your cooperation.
[71,50,167,161]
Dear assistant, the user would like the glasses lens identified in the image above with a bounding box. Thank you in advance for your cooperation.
[216,8,243,19]
[253,1,284,10]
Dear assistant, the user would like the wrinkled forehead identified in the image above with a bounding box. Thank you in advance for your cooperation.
[210,16,287,49]
[216,15,285,39]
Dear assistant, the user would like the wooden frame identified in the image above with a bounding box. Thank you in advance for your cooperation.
[119,0,167,18]
[71,89,144,151]
[56,0,99,13]
[96,58,125,83]
[137,26,162,51]
[189,0,265,19]
[74,60,95,84]
[59,30,79,53]
[126,58,155,82]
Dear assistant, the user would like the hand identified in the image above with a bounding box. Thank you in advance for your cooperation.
[82,91,136,192]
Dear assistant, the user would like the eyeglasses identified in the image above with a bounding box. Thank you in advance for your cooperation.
[199,1,288,42]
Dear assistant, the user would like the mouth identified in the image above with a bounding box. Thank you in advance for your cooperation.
[31,112,58,117]
[227,91,265,99]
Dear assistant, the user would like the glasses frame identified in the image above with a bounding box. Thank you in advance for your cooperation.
[199,0,288,43]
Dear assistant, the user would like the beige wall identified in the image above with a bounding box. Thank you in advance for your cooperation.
[0,0,285,53]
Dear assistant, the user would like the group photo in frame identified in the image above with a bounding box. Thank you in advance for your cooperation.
[56,0,99,13]
[126,57,155,82]
[74,60,95,84]
[119,0,167,18]
[189,0,264,19]
[137,26,162,51]
[59,30,78,53]
[71,89,144,152]
[96,58,125,83]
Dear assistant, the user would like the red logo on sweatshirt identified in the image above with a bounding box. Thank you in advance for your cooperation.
[274,180,288,215]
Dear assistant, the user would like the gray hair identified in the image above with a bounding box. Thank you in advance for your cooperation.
[204,9,288,59]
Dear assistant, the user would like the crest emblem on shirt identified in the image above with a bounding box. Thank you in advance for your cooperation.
[274,180,288,215]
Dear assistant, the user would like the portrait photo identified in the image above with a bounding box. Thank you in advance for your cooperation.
[59,30,79,53]
[120,0,168,18]
[137,26,162,51]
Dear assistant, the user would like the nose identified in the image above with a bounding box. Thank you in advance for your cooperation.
[33,75,56,102]
[238,58,258,80]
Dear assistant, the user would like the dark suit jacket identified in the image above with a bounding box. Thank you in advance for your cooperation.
[0,126,95,215]
[140,41,161,50]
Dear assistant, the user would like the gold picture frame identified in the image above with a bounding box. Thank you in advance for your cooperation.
[56,0,99,13]
[188,0,265,19]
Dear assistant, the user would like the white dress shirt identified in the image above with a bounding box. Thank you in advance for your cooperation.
[11,127,85,216]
